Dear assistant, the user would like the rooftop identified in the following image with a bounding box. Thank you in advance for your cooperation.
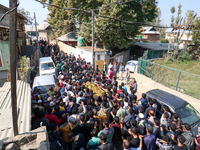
[0,80,31,140]
[77,46,109,52]
[0,4,26,20]
[165,28,193,33]
[141,26,160,35]
[57,32,77,42]
[37,22,50,30]
[134,42,168,51]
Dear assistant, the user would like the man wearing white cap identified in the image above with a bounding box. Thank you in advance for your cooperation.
[138,113,146,135]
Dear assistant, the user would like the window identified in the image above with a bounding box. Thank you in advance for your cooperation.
[33,85,55,94]
[0,50,4,67]
[97,54,100,60]
[41,62,55,70]
[176,104,200,125]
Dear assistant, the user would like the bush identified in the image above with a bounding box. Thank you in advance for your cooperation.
[160,39,169,43]
[177,52,195,62]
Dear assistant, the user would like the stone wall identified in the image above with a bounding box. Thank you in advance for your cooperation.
[58,41,76,56]
[0,126,49,150]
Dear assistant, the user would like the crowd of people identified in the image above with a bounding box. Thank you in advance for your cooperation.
[32,46,200,150]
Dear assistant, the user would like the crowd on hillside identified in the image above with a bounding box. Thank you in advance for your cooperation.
[31,44,200,150]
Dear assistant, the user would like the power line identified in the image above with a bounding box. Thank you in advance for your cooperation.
[35,0,186,29]
[0,2,20,23]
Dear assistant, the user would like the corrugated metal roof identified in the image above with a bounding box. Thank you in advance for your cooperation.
[0,80,31,140]
[134,42,168,51]
[165,28,192,34]
[142,26,160,35]
[37,22,50,30]
[57,32,77,42]
[77,46,109,52]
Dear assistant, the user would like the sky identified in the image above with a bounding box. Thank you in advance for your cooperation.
[1,0,200,26]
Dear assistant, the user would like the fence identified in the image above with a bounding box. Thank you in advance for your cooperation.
[138,58,200,99]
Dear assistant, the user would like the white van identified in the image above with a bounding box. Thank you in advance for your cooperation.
[39,57,55,76]
[32,75,56,103]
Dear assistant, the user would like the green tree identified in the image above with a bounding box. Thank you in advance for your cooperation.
[186,10,194,24]
[160,38,169,43]
[170,6,175,27]
[17,7,34,25]
[175,4,182,23]
[41,0,157,51]
[193,17,200,47]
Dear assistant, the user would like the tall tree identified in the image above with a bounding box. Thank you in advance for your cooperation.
[17,7,34,25]
[175,4,182,23]
[41,0,157,51]
[192,17,200,48]
[186,10,194,24]
[170,6,175,27]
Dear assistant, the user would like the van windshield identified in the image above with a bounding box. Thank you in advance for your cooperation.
[41,62,55,70]
[176,104,200,125]
[34,85,55,94]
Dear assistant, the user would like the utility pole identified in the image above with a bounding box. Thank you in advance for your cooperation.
[9,0,18,136]
[34,12,40,65]
[92,11,95,68]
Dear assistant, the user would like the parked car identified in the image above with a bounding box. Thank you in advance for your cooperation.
[39,57,55,76]
[146,89,200,135]
[125,60,138,72]
[31,75,56,104]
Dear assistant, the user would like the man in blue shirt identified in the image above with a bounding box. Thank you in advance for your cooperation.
[121,82,127,92]
[143,123,156,150]
[138,93,148,110]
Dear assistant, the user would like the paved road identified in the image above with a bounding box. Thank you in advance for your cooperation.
[116,72,142,98]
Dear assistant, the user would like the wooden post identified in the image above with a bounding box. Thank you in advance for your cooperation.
[9,0,18,136]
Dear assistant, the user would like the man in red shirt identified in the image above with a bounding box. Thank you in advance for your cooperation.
[109,68,114,82]
[110,116,123,150]
[44,107,64,125]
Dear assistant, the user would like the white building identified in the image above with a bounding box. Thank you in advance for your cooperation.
[165,28,193,43]
[76,46,109,68]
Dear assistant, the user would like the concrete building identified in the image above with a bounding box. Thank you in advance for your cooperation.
[24,25,39,44]
[38,22,51,43]
[76,46,109,69]
[141,27,160,41]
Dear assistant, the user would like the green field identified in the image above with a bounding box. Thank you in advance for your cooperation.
[143,59,200,99]
[154,59,200,76]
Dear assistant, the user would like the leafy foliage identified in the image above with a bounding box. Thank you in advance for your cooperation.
[41,0,157,50]
[193,17,200,46]
[160,38,169,43]
[175,4,182,23]
[18,56,29,81]
[170,6,175,27]
[176,52,195,62]
[17,7,34,25]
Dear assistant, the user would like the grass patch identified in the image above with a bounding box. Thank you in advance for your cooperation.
[154,59,200,76]
[148,59,200,99]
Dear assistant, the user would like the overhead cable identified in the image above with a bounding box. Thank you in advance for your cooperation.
[0,2,20,23]
[34,0,186,29]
